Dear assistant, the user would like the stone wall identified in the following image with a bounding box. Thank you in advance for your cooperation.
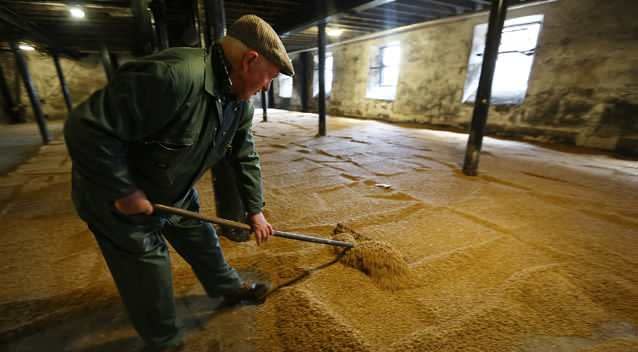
[274,0,638,155]
[0,51,107,123]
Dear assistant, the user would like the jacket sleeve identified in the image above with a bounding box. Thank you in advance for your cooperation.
[229,103,264,214]
[64,61,182,201]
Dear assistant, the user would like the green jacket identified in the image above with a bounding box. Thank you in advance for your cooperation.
[65,47,264,225]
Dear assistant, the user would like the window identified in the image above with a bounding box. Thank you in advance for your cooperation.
[278,74,293,98]
[462,15,544,105]
[366,42,401,100]
[313,52,334,97]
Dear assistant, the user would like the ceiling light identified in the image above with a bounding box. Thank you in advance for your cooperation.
[326,28,344,37]
[18,44,35,51]
[69,6,85,19]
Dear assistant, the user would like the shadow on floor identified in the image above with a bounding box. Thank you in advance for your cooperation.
[1,292,239,352]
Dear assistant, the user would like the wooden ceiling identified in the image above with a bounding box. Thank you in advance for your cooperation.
[0,0,546,56]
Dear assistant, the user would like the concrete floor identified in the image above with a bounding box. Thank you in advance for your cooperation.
[0,110,637,351]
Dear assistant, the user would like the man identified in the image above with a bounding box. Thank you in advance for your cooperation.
[64,15,294,351]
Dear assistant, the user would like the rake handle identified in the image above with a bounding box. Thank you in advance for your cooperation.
[153,203,354,249]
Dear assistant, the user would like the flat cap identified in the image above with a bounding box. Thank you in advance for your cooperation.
[228,15,295,76]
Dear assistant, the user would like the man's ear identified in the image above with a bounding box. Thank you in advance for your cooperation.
[241,50,260,71]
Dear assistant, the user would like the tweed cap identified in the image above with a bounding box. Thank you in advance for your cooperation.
[227,15,295,76]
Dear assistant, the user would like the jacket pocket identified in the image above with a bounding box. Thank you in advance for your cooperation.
[130,140,193,185]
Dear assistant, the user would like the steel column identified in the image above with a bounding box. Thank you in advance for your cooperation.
[10,42,50,144]
[317,22,327,136]
[131,0,155,55]
[462,0,509,176]
[100,45,115,82]
[0,64,23,123]
[203,0,226,46]
[299,52,312,112]
[110,52,120,71]
[52,53,72,112]
[261,89,268,122]
[150,0,170,50]
[268,83,275,109]
[192,0,205,47]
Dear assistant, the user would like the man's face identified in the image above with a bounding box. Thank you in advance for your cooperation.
[233,50,280,101]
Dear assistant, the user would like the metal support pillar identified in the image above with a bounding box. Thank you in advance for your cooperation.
[192,0,204,47]
[52,53,72,112]
[462,0,509,176]
[317,21,327,136]
[131,0,155,55]
[299,52,312,112]
[261,89,268,122]
[10,41,50,144]
[0,64,23,123]
[268,83,275,109]
[100,45,115,82]
[110,52,119,71]
[203,0,226,46]
[150,0,170,50]
[204,0,238,233]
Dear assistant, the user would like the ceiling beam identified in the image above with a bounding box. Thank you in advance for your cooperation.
[388,2,455,16]
[278,0,397,36]
[1,0,131,10]
[367,6,436,20]
[413,0,475,10]
[0,4,81,58]
[325,23,373,33]
[351,0,398,13]
[331,18,389,31]
[339,14,408,27]
[360,9,434,23]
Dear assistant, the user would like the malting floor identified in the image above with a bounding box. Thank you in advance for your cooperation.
[1,110,637,352]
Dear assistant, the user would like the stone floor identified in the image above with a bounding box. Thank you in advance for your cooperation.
[0,121,64,175]
[1,110,637,352]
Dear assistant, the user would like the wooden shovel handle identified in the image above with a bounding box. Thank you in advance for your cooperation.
[153,204,354,249]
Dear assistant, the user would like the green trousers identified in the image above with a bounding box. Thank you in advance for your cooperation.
[87,189,242,350]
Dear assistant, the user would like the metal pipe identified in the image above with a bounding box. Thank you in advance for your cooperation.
[261,89,268,122]
[317,21,326,136]
[10,41,50,144]
[462,0,510,176]
[52,52,72,112]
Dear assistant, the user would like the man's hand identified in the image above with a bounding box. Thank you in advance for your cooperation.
[114,190,154,215]
[248,212,273,245]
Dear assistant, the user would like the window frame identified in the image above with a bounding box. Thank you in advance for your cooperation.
[462,15,544,105]
[312,52,334,97]
[277,74,293,98]
[366,41,401,101]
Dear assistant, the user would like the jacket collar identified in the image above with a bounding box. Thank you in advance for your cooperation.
[204,44,233,99]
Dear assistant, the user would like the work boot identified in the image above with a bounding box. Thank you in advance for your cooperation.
[223,281,270,306]
[219,226,251,242]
